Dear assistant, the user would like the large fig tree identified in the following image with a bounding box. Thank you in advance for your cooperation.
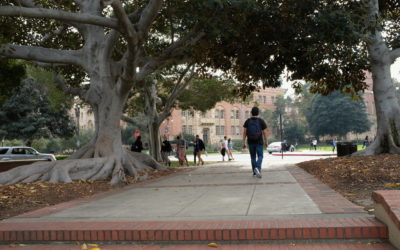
[0,0,235,185]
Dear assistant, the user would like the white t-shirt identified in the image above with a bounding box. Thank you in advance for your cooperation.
[224,140,229,149]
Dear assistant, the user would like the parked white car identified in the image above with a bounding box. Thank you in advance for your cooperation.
[0,146,56,161]
[267,142,295,154]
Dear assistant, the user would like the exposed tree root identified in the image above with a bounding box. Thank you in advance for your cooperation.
[0,149,165,186]
[352,133,400,156]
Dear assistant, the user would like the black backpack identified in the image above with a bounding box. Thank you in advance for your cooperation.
[247,118,262,142]
[164,141,172,152]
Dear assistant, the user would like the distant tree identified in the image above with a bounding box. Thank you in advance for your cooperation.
[123,74,237,161]
[284,120,307,144]
[306,91,371,138]
[0,78,75,145]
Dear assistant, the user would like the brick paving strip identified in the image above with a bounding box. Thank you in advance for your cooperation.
[0,162,394,248]
[285,165,365,214]
[0,242,396,250]
[0,217,387,242]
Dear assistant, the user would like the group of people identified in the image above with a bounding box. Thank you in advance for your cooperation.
[220,136,234,161]
[162,134,206,167]
[130,106,269,179]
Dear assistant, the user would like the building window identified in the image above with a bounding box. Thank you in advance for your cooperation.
[216,126,220,135]
[263,96,266,104]
[235,110,240,119]
[231,110,235,119]
[188,125,193,135]
[215,109,224,119]
[182,110,193,118]
[245,111,250,119]
[231,126,235,135]
[182,125,187,134]
[236,126,241,135]
[216,125,225,135]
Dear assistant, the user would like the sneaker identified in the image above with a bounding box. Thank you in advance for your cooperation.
[254,168,262,178]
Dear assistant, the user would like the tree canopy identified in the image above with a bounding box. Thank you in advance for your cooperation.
[306,91,371,138]
[0,77,75,143]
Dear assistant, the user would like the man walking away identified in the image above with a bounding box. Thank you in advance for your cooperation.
[131,136,143,153]
[161,135,172,166]
[332,138,337,152]
[242,107,268,178]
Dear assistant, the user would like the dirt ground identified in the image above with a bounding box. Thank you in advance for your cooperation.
[297,154,400,212]
[0,167,186,220]
[1,155,400,221]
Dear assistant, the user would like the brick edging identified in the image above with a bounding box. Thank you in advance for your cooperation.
[287,165,365,214]
[0,217,387,242]
[372,190,400,231]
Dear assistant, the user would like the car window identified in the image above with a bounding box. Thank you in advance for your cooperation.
[0,148,8,154]
[12,148,25,154]
[26,148,36,154]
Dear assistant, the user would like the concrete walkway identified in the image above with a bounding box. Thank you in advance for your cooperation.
[1,154,393,249]
[3,155,364,223]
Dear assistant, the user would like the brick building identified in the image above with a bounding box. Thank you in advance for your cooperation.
[347,72,377,140]
[159,88,285,145]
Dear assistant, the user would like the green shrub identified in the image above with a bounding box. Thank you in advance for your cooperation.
[31,137,49,152]
[55,155,69,160]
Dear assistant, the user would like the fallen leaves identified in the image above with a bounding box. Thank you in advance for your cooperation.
[298,154,400,211]
[0,167,186,220]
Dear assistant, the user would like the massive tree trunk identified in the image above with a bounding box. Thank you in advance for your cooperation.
[144,80,163,161]
[0,77,164,186]
[359,44,400,155]
[148,120,162,162]
[355,0,400,155]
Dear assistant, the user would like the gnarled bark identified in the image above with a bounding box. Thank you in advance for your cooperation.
[354,0,400,155]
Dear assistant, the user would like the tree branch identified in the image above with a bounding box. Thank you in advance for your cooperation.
[121,115,147,130]
[390,48,400,63]
[137,0,162,41]
[54,75,87,98]
[37,25,67,45]
[159,64,195,121]
[0,6,121,31]
[108,0,140,94]
[0,44,83,66]
[136,31,205,81]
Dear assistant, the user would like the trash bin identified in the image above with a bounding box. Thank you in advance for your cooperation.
[337,142,357,157]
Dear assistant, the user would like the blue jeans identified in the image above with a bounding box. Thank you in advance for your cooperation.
[248,144,264,174]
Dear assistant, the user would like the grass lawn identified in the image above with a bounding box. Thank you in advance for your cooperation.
[169,161,220,167]
[296,145,365,151]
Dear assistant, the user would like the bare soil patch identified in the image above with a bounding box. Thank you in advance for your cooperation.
[297,154,400,211]
[0,167,185,220]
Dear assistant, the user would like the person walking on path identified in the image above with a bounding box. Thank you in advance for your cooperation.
[176,135,187,166]
[332,138,337,152]
[363,136,370,148]
[161,135,172,166]
[194,135,205,165]
[227,138,234,160]
[220,139,227,161]
[242,107,268,178]
[223,136,233,161]
[131,136,143,153]
[312,138,317,150]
